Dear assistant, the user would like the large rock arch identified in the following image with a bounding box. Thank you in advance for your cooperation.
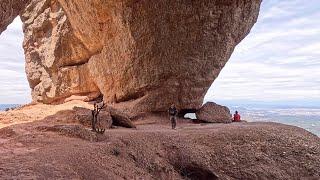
[0,0,262,115]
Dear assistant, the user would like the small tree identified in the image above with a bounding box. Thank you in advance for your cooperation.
[91,102,106,134]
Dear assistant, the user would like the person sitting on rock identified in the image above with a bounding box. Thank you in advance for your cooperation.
[168,104,178,129]
[233,111,241,122]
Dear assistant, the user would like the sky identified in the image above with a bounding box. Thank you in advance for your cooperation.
[205,0,320,106]
[0,17,31,104]
[0,0,319,105]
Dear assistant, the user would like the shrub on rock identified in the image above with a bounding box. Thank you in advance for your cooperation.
[73,107,112,129]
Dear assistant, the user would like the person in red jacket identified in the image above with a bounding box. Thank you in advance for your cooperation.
[233,111,241,122]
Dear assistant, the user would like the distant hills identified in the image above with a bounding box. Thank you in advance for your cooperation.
[206,99,320,109]
[0,104,19,111]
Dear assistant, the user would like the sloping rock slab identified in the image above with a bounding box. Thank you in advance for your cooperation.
[196,102,232,123]
[107,106,136,128]
[37,125,98,142]
[73,107,112,129]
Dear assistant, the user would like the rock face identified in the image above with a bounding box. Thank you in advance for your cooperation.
[21,0,100,103]
[0,0,30,34]
[196,102,232,123]
[73,107,113,130]
[0,0,262,113]
[108,106,136,129]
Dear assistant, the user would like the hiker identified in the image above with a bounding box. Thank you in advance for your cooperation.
[233,111,241,122]
[168,104,178,129]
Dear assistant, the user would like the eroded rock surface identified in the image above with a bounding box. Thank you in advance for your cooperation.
[196,102,232,123]
[21,0,100,103]
[0,102,319,179]
[72,107,113,130]
[0,0,262,113]
[0,0,30,34]
[108,106,136,128]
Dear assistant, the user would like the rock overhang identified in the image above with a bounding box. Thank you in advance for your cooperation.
[0,0,262,115]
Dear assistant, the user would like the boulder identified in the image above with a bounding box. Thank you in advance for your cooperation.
[196,102,232,123]
[108,106,136,129]
[73,107,112,129]
[0,0,262,113]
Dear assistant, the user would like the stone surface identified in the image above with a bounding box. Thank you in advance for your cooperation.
[108,106,136,128]
[37,124,99,142]
[21,0,100,104]
[73,107,112,130]
[196,102,232,123]
[0,0,262,113]
[0,102,319,179]
[0,0,30,34]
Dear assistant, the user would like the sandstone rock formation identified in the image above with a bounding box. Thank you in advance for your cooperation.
[0,103,319,179]
[72,106,135,129]
[0,0,30,34]
[196,102,232,123]
[0,0,262,114]
[73,107,113,130]
[108,106,136,128]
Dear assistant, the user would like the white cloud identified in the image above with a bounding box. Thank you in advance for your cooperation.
[207,0,320,105]
[0,17,31,104]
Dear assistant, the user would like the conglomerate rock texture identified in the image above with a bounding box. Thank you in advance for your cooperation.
[196,102,232,123]
[0,0,30,34]
[0,0,261,114]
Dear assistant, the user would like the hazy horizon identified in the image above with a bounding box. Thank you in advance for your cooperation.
[0,0,319,106]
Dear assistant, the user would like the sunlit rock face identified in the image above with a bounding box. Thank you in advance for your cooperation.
[21,0,100,103]
[0,0,261,114]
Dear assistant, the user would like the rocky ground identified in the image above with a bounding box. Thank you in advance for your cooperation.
[0,101,319,179]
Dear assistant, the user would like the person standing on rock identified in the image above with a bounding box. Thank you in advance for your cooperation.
[233,111,241,122]
[168,104,178,129]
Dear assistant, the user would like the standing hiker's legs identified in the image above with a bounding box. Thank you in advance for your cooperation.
[91,111,96,131]
[171,116,177,129]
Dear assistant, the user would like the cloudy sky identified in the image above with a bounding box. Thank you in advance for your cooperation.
[0,0,319,105]
[0,17,30,104]
[205,0,320,106]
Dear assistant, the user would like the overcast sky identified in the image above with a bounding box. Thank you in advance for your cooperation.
[0,17,30,104]
[0,0,319,105]
[205,0,320,105]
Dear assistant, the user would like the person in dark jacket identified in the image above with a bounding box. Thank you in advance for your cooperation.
[168,104,178,129]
